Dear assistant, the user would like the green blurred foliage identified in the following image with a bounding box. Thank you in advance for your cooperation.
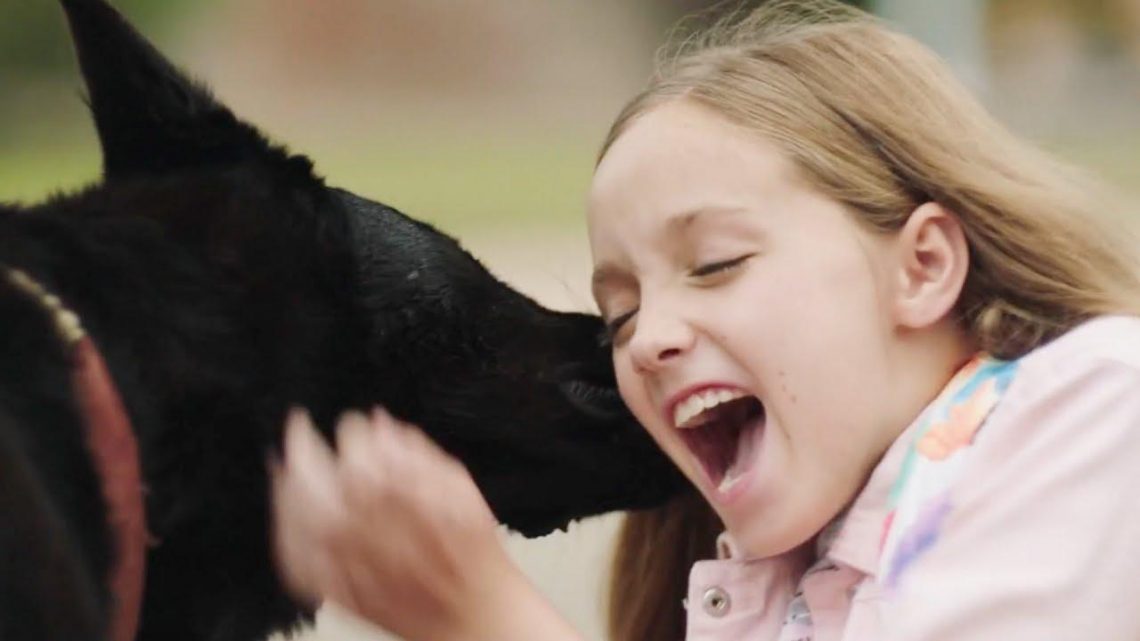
[0,0,190,80]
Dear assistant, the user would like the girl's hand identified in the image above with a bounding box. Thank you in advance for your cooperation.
[270,408,584,641]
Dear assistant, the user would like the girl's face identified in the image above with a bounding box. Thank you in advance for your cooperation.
[588,101,969,557]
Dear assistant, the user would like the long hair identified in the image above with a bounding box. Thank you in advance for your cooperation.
[604,2,1140,640]
[607,491,722,641]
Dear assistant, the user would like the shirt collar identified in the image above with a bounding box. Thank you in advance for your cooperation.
[826,353,1005,576]
[822,424,914,576]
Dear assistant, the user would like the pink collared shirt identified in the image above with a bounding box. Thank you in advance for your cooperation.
[684,315,1140,640]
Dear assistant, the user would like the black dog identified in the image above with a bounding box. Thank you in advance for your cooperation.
[0,1,682,640]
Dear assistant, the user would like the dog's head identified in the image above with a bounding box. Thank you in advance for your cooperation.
[55,0,683,536]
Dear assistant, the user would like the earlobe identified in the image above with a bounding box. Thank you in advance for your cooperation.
[892,202,969,330]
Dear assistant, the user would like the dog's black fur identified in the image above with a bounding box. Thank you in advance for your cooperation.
[0,1,684,640]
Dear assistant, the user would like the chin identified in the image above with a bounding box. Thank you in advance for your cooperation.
[725,504,826,560]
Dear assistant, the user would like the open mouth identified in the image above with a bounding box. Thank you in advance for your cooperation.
[675,391,765,494]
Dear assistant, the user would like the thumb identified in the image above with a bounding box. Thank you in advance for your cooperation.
[273,408,347,602]
[283,408,345,524]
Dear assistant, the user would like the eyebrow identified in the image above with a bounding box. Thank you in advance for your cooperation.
[592,206,754,292]
[665,204,752,232]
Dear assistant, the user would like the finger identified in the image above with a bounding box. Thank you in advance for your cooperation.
[336,410,378,479]
[370,407,450,475]
[274,410,347,589]
[272,473,327,602]
[285,408,337,478]
[338,411,390,507]
[372,420,475,512]
[369,405,413,429]
[274,515,324,604]
[334,410,371,456]
[369,406,429,453]
[366,406,422,481]
[282,409,349,538]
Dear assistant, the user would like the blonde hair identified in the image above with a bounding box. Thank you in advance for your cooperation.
[608,492,722,641]
[604,2,1140,640]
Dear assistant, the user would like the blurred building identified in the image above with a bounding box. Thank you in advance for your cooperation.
[170,0,1140,141]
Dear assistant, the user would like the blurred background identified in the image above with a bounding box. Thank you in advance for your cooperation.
[2,1,1136,639]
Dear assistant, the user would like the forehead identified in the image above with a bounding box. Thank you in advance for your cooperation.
[585,101,888,285]
[587,101,798,243]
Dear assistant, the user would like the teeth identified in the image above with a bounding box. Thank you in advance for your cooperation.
[672,388,748,428]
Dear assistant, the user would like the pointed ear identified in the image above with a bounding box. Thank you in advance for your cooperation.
[891,202,970,330]
[60,0,284,180]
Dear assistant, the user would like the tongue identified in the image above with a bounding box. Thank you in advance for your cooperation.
[682,398,765,491]
[719,419,757,492]
[683,420,737,486]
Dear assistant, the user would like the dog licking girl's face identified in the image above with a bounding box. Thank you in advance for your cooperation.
[57,0,685,540]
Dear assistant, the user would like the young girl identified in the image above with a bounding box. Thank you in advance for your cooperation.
[271,1,1140,640]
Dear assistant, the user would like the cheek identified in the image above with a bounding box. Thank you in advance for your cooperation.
[615,357,653,427]
[615,357,680,457]
[717,241,892,454]
[769,239,888,364]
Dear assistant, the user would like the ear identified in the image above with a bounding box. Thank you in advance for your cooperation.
[59,0,289,180]
[891,202,969,330]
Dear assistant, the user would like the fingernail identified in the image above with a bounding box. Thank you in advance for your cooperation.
[285,407,322,460]
[286,406,312,431]
[339,410,370,430]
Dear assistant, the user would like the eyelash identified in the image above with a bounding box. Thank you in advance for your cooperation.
[688,253,755,278]
[600,309,636,347]
[599,254,754,346]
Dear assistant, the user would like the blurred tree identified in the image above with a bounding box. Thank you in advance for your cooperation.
[0,0,192,80]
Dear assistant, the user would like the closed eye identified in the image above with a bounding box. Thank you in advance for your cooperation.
[599,309,638,347]
[689,253,755,278]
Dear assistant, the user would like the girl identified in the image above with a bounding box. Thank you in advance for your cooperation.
[271,1,1140,640]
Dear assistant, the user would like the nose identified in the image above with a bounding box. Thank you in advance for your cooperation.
[628,302,695,373]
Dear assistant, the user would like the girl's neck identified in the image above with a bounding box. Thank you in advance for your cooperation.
[887,318,979,443]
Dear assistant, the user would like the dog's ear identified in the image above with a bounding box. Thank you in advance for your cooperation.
[60,0,287,180]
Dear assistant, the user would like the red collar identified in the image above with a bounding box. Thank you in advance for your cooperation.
[5,269,148,641]
[72,336,148,641]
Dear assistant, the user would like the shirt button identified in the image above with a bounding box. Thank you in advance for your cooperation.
[702,587,731,618]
